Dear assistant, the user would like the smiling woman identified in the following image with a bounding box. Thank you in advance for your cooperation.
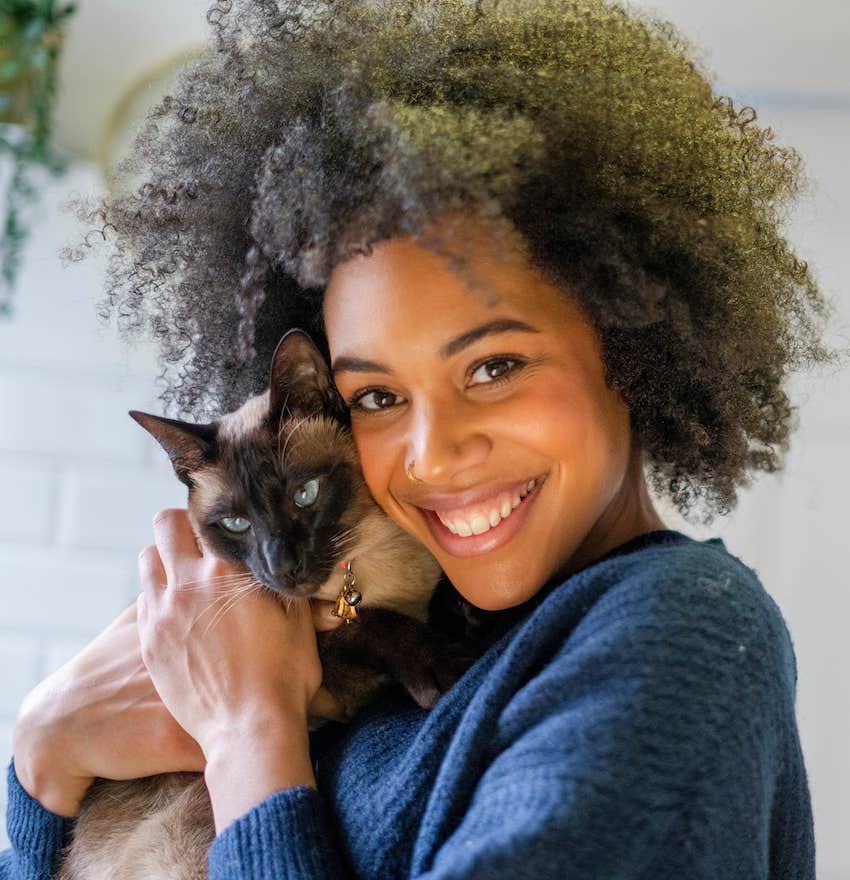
[3,0,839,878]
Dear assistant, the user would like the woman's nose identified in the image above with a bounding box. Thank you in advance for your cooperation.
[404,399,492,485]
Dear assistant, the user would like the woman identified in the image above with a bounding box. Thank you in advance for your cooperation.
[4,0,838,876]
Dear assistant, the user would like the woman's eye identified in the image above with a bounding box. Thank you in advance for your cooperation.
[294,477,320,508]
[220,515,251,534]
[469,358,520,386]
[350,389,403,412]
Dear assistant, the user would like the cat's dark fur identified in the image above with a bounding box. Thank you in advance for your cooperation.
[55,330,477,880]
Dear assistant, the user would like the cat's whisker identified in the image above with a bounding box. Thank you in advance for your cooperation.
[276,394,291,438]
[328,525,358,549]
[203,591,248,634]
[284,436,308,457]
[330,533,357,551]
[177,576,258,593]
[175,573,256,587]
[330,525,357,542]
[330,543,356,561]
[193,583,256,626]
[178,585,255,595]
[178,575,257,588]
[196,590,251,633]
[203,583,265,635]
[279,413,313,462]
[178,583,258,596]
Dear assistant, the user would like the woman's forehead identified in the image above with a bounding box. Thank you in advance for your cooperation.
[323,232,584,356]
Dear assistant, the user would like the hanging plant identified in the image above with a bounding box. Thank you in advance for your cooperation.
[0,0,76,317]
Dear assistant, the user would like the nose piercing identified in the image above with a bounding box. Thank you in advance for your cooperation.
[406,460,423,483]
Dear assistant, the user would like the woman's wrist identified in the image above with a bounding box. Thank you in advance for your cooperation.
[12,711,92,818]
[203,708,317,834]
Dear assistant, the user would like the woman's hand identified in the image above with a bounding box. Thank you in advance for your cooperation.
[12,510,343,823]
[13,601,205,818]
[137,508,344,755]
[137,508,345,831]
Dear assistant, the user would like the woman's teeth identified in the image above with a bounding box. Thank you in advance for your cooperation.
[437,479,537,537]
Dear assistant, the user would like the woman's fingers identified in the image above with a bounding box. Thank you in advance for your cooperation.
[310,686,348,723]
[138,544,167,595]
[311,598,345,632]
[105,600,138,630]
[152,508,203,583]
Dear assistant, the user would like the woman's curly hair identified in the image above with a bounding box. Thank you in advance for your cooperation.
[65,0,844,524]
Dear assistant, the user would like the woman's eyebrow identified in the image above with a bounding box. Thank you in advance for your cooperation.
[331,318,540,375]
[439,318,540,359]
[332,355,392,375]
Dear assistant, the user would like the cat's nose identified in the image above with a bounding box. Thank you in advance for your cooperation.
[261,536,299,580]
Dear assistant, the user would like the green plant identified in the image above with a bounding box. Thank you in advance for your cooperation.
[0,0,76,316]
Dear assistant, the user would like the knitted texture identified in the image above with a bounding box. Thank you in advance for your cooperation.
[1,760,73,880]
[1,530,815,879]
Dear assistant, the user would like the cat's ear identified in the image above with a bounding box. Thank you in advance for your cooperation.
[129,410,217,487]
[269,329,346,419]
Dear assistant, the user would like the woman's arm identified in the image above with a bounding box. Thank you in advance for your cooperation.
[0,601,206,880]
[11,602,205,816]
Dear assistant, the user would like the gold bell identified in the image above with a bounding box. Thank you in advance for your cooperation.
[333,561,362,624]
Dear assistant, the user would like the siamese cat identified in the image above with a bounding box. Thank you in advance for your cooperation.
[56,329,477,880]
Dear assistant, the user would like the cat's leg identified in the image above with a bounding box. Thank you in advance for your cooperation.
[318,609,479,710]
[315,644,397,721]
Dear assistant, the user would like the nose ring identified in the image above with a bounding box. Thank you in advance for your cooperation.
[406,460,423,483]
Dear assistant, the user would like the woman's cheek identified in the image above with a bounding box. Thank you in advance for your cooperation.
[352,428,394,505]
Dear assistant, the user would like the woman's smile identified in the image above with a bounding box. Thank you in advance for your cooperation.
[415,474,547,558]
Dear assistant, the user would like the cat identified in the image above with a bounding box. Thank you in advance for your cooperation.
[55,329,477,880]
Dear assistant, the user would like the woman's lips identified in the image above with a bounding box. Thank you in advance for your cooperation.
[417,477,545,558]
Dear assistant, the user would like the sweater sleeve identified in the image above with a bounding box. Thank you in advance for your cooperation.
[0,759,75,880]
[410,563,813,879]
[208,784,351,880]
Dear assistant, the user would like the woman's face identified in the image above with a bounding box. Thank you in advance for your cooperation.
[324,227,664,610]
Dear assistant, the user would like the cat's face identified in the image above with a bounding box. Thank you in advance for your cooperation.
[190,405,375,597]
[130,331,375,598]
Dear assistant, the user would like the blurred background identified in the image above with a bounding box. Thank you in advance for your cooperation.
[0,0,848,873]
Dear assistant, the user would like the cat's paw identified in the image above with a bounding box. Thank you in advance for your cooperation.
[403,643,478,709]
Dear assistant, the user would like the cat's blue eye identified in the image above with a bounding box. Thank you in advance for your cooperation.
[294,478,320,508]
[220,515,251,534]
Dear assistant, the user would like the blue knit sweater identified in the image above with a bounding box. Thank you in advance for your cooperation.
[2,529,814,879]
